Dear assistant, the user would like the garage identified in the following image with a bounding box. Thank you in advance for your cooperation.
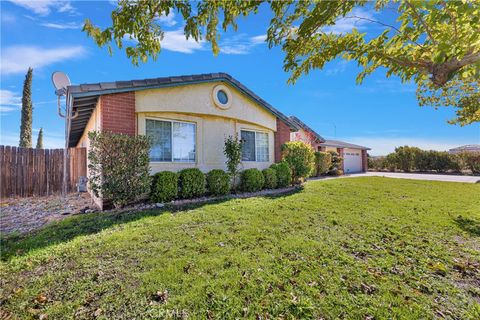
[343,148,363,173]
[319,140,371,174]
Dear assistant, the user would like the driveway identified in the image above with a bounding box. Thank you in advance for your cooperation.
[341,172,479,183]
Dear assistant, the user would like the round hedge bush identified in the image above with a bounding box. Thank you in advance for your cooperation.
[270,162,292,188]
[178,168,206,199]
[262,168,277,189]
[241,168,265,192]
[206,169,230,196]
[150,171,178,203]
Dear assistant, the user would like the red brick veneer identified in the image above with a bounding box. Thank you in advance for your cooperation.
[274,118,291,162]
[100,92,136,135]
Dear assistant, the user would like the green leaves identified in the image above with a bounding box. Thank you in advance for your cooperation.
[84,0,480,124]
[87,131,152,208]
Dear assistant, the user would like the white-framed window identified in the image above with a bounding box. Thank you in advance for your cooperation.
[241,130,269,162]
[146,118,196,162]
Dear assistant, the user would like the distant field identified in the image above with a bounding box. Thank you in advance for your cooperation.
[1,177,479,319]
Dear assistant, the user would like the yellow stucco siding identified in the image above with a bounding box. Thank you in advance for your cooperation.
[138,112,275,174]
[135,82,277,132]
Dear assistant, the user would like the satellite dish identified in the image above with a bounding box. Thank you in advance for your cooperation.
[52,71,71,96]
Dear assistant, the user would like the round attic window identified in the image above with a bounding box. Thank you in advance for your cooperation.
[217,90,228,104]
[212,85,232,109]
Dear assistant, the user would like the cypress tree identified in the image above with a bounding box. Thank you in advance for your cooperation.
[19,68,33,148]
[36,128,44,149]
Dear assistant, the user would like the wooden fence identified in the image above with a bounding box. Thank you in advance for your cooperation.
[0,146,87,199]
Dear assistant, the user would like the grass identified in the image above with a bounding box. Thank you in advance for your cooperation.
[1,177,479,319]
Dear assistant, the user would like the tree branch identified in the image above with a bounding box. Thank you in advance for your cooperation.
[344,15,425,48]
[405,1,437,45]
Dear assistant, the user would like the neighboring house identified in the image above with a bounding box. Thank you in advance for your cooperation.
[67,73,299,178]
[287,117,370,173]
[448,144,480,154]
[319,140,370,173]
[288,116,326,150]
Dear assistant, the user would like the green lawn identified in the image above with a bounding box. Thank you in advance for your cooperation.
[1,177,479,319]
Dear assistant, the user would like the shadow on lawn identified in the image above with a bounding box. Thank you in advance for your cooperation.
[454,216,480,237]
[1,189,300,261]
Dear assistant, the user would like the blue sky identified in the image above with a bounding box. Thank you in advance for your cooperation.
[1,0,478,155]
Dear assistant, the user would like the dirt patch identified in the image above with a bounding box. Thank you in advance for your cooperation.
[0,193,96,235]
[0,186,299,236]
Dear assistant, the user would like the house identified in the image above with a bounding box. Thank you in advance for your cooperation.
[319,140,370,173]
[67,73,299,178]
[448,144,480,154]
[288,116,326,150]
[287,117,370,173]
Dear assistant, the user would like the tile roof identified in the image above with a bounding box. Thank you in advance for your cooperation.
[320,139,370,150]
[66,73,299,147]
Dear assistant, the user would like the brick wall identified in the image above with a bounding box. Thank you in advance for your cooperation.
[337,148,344,172]
[274,118,291,162]
[362,149,368,172]
[100,92,136,135]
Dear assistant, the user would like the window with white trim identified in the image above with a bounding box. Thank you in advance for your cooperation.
[241,130,269,162]
[146,119,196,162]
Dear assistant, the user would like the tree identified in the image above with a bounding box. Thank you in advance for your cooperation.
[223,134,243,191]
[281,141,315,183]
[392,146,421,172]
[84,1,480,124]
[36,128,43,149]
[19,68,33,148]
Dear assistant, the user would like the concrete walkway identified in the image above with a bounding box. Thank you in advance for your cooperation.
[312,172,480,183]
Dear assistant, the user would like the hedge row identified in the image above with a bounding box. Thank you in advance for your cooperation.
[368,146,480,174]
[150,162,294,203]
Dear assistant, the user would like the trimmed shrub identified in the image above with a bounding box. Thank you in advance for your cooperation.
[328,151,343,173]
[241,168,265,192]
[271,162,292,188]
[88,131,151,208]
[262,168,277,189]
[281,141,315,182]
[206,169,231,196]
[178,168,206,199]
[151,171,178,203]
[314,151,332,176]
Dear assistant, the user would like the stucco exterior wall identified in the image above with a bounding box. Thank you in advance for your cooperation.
[135,82,277,132]
[137,112,275,174]
[324,146,338,152]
